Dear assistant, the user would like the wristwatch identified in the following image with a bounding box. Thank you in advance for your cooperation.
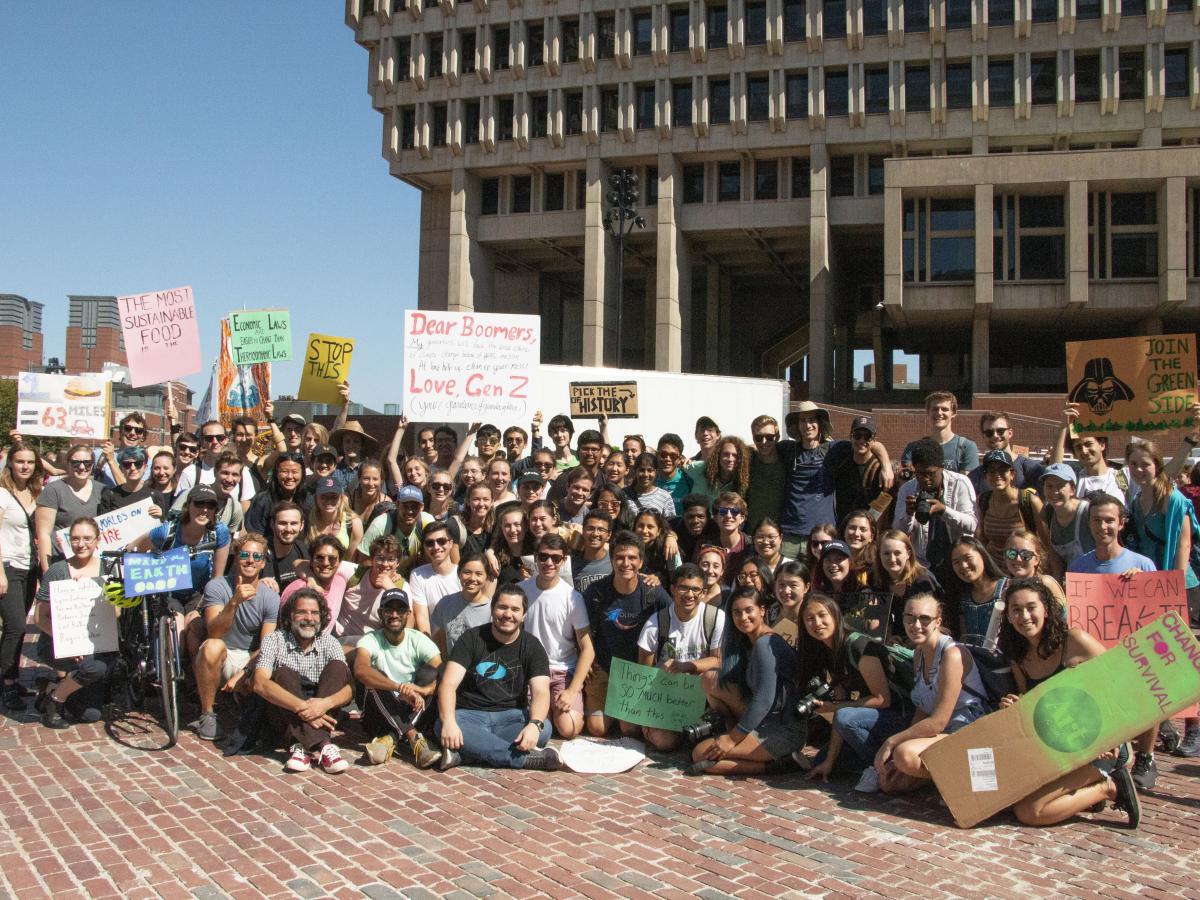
[527,719,544,729]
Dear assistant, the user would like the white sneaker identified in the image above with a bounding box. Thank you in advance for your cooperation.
[854,766,880,793]
[319,743,349,774]
[285,744,311,772]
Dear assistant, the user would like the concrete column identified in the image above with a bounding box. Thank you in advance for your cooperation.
[417,187,452,310]
[971,314,990,394]
[644,273,656,368]
[446,169,475,312]
[872,325,893,390]
[974,183,993,307]
[1161,176,1187,306]
[655,154,687,372]
[1066,179,1089,309]
[582,157,612,366]
[883,185,903,310]
[705,263,721,374]
[1139,317,1164,336]
[808,142,834,400]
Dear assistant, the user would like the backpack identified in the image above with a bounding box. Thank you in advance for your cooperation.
[846,631,915,700]
[979,487,1039,533]
[655,602,719,662]
[955,642,1016,709]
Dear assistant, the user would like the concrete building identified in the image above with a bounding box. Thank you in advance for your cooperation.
[0,295,44,377]
[346,0,1200,404]
[66,295,126,374]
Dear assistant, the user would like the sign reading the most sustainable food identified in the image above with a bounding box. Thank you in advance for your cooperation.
[402,311,540,421]
[229,309,292,364]
[298,333,354,404]
[1066,334,1197,434]
[16,372,110,440]
[117,285,202,387]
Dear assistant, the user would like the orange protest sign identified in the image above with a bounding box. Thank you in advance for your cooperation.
[1065,570,1189,645]
[1065,334,1196,434]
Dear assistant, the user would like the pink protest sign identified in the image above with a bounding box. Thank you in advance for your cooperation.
[117,285,202,387]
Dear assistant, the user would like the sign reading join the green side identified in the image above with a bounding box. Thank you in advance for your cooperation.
[604,657,706,732]
[229,309,292,365]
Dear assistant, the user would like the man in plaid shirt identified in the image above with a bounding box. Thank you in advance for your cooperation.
[253,587,353,774]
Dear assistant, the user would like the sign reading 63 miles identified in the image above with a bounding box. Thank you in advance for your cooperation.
[16,372,111,439]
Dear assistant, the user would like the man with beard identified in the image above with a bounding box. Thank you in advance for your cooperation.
[253,588,353,774]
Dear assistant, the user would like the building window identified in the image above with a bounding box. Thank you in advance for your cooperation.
[1031,0,1056,21]
[786,72,809,118]
[429,36,443,77]
[1077,0,1101,18]
[1191,188,1200,278]
[1170,0,1192,10]
[1119,50,1144,100]
[511,175,532,214]
[791,158,811,198]
[481,178,500,215]
[903,197,976,282]
[563,20,580,63]
[863,0,888,34]
[670,8,690,52]
[495,28,511,70]
[710,78,731,124]
[825,0,847,37]
[498,96,514,140]
[1166,48,1191,98]
[830,156,855,197]
[400,107,416,149]
[718,162,741,201]
[564,91,584,134]
[646,166,659,204]
[396,38,411,81]
[432,104,447,146]
[906,65,931,111]
[544,173,566,211]
[989,59,1014,107]
[1123,0,1146,14]
[906,0,930,32]
[576,170,587,209]
[634,11,654,55]
[746,2,768,44]
[946,62,972,109]
[465,100,480,143]
[994,194,1065,281]
[531,94,548,138]
[865,66,889,114]
[1089,191,1158,279]
[1030,56,1056,105]
[989,0,1014,24]
[598,15,616,58]
[747,75,770,120]
[673,81,694,126]
[868,155,886,195]
[528,24,545,66]
[784,0,806,41]
[755,159,779,200]
[946,0,971,29]
[683,164,705,203]
[636,84,656,129]
[461,32,476,74]
[707,4,728,49]
[600,89,619,131]
[1075,52,1100,102]
[826,68,849,116]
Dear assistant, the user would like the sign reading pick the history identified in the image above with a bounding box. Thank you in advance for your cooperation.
[1066,334,1197,434]
[569,381,639,418]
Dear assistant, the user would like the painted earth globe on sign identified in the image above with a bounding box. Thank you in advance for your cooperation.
[1032,686,1103,754]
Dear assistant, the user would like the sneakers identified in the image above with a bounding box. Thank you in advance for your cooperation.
[285,744,312,772]
[854,766,881,794]
[409,733,440,770]
[1158,720,1181,754]
[522,745,562,771]
[365,734,396,766]
[193,711,222,742]
[318,743,349,774]
[1110,765,1141,829]
[1130,752,1158,790]
[438,748,462,771]
[1176,724,1200,758]
[790,749,815,771]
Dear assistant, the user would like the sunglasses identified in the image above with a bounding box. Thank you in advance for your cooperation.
[177,444,198,453]
[429,482,453,492]
[658,451,680,461]
[120,459,145,469]
[424,537,450,548]
[533,461,554,470]
[982,428,1010,437]
[903,613,938,627]
[202,433,227,443]
[536,552,564,563]
[753,433,778,443]
[123,425,146,435]
[1005,548,1036,562]
[380,609,407,619]
[238,551,265,561]
[312,554,340,565]
[70,459,94,470]
[715,507,743,518]
[191,501,219,511]
[851,431,873,440]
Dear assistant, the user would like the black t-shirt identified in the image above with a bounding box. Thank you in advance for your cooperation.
[583,576,671,671]
[669,518,719,563]
[266,540,309,591]
[835,633,891,699]
[450,624,550,712]
[831,454,884,524]
[98,484,168,518]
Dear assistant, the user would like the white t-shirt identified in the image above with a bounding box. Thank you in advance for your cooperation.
[637,604,725,665]
[406,564,461,617]
[0,488,33,569]
[174,458,257,504]
[518,576,589,671]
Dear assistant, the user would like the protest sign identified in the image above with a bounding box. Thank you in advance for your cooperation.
[841,591,893,641]
[217,317,271,426]
[298,333,354,404]
[558,736,647,774]
[122,546,193,598]
[117,285,202,387]
[16,371,110,440]
[604,657,706,732]
[50,578,117,659]
[1066,571,1189,645]
[403,311,539,421]
[229,309,292,364]
[1066,334,1197,434]
[922,610,1200,827]
[569,381,639,418]
[54,498,157,559]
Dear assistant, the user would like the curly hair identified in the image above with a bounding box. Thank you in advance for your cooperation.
[279,586,331,634]
[998,577,1069,664]
[705,436,751,497]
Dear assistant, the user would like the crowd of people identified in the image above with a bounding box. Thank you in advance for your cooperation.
[4,384,1197,830]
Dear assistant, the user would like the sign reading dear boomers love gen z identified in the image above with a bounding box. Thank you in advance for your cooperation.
[403,311,540,421]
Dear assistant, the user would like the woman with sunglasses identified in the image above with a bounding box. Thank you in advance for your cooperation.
[283,535,355,634]
[173,431,200,473]
[425,471,460,522]
[1001,530,1066,604]
[710,493,751,584]
[245,452,309,536]
[98,447,167,520]
[592,482,636,531]
[34,443,102,574]
[804,523,838,573]
[630,452,676,518]
[0,444,44,709]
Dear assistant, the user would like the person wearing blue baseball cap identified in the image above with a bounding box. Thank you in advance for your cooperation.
[1038,463,1093,578]
[355,482,434,572]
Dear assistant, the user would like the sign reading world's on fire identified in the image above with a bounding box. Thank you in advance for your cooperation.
[402,311,540,422]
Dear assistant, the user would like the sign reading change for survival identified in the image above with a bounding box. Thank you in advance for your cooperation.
[403,311,539,421]
[1066,334,1197,434]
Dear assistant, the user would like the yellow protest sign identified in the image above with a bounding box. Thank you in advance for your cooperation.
[298,333,354,404]
[1065,334,1197,434]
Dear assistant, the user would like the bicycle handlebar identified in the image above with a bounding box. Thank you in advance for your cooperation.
[101,541,219,561]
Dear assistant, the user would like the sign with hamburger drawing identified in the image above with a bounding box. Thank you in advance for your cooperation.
[17,372,111,439]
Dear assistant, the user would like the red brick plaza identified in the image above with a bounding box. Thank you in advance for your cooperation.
[0,711,1197,900]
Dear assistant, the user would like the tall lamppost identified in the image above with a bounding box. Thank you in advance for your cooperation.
[602,169,645,368]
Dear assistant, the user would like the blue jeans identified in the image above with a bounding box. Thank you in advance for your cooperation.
[833,705,911,766]
[437,708,552,769]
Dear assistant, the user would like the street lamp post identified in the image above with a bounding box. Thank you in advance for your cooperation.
[602,169,646,368]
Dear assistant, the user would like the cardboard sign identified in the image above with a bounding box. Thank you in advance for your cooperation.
[298,333,354,404]
[603,657,706,731]
[402,311,540,421]
[16,371,111,440]
[229,309,292,364]
[50,578,117,659]
[842,591,893,641]
[922,611,1200,828]
[117,285,202,387]
[569,381,639,418]
[1066,334,1197,434]
[122,546,193,598]
[1066,571,1189,645]
[54,498,158,559]
[217,317,271,427]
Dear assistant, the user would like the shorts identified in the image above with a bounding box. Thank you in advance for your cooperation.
[781,534,808,562]
[549,669,584,716]
[750,714,807,760]
[944,704,988,735]
[583,664,609,715]
[220,647,252,684]
[171,594,204,617]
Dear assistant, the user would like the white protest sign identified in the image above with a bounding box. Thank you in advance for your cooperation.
[50,578,117,659]
[16,372,111,440]
[55,498,158,558]
[403,311,540,421]
[558,736,647,774]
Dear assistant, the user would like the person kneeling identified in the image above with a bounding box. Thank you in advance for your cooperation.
[354,588,443,769]
[435,584,561,771]
[252,588,353,775]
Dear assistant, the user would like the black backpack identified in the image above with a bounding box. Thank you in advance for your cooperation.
[655,603,719,662]
[956,642,1016,709]
[846,631,916,701]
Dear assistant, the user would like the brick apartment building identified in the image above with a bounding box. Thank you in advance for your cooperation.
[0,295,44,378]
[66,295,126,374]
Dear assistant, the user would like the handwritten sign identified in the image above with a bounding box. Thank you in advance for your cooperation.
[842,590,893,641]
[298,333,354,404]
[569,381,639,418]
[1065,571,1189,646]
[50,579,117,659]
[117,285,202,387]
[403,311,540,421]
[16,371,110,440]
[604,657,706,731]
[229,309,292,364]
[122,546,193,598]
[55,498,158,559]
[1066,334,1197,434]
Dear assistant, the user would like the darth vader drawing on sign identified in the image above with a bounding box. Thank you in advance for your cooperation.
[1068,358,1136,416]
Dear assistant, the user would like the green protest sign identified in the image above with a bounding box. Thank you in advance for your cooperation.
[229,309,292,364]
[604,657,706,732]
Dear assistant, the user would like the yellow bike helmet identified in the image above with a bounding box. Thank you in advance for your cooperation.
[104,579,141,610]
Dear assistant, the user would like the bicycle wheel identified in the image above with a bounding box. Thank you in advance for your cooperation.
[157,615,180,747]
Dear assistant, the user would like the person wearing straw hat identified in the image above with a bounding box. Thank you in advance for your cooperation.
[328,421,380,496]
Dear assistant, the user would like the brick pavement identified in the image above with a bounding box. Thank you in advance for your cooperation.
[0,705,1198,900]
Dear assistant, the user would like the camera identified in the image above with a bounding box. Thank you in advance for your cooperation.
[682,710,725,746]
[794,677,834,718]
[913,490,940,525]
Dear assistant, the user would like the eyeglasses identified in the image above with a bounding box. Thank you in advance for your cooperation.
[238,551,265,561]
[536,552,564,564]
[753,433,778,444]
[202,433,227,443]
[123,425,146,435]
[715,507,743,518]
[903,613,938,627]
[429,482,453,492]
[373,557,401,567]
[736,572,762,583]
[583,525,610,534]
[70,459,94,471]
[1005,548,1036,562]
[674,585,704,596]
[281,422,303,431]
[424,537,450,548]
[312,555,339,565]
[982,428,1010,437]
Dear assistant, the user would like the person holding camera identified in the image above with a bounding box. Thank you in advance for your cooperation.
[892,437,977,589]
[688,587,802,776]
